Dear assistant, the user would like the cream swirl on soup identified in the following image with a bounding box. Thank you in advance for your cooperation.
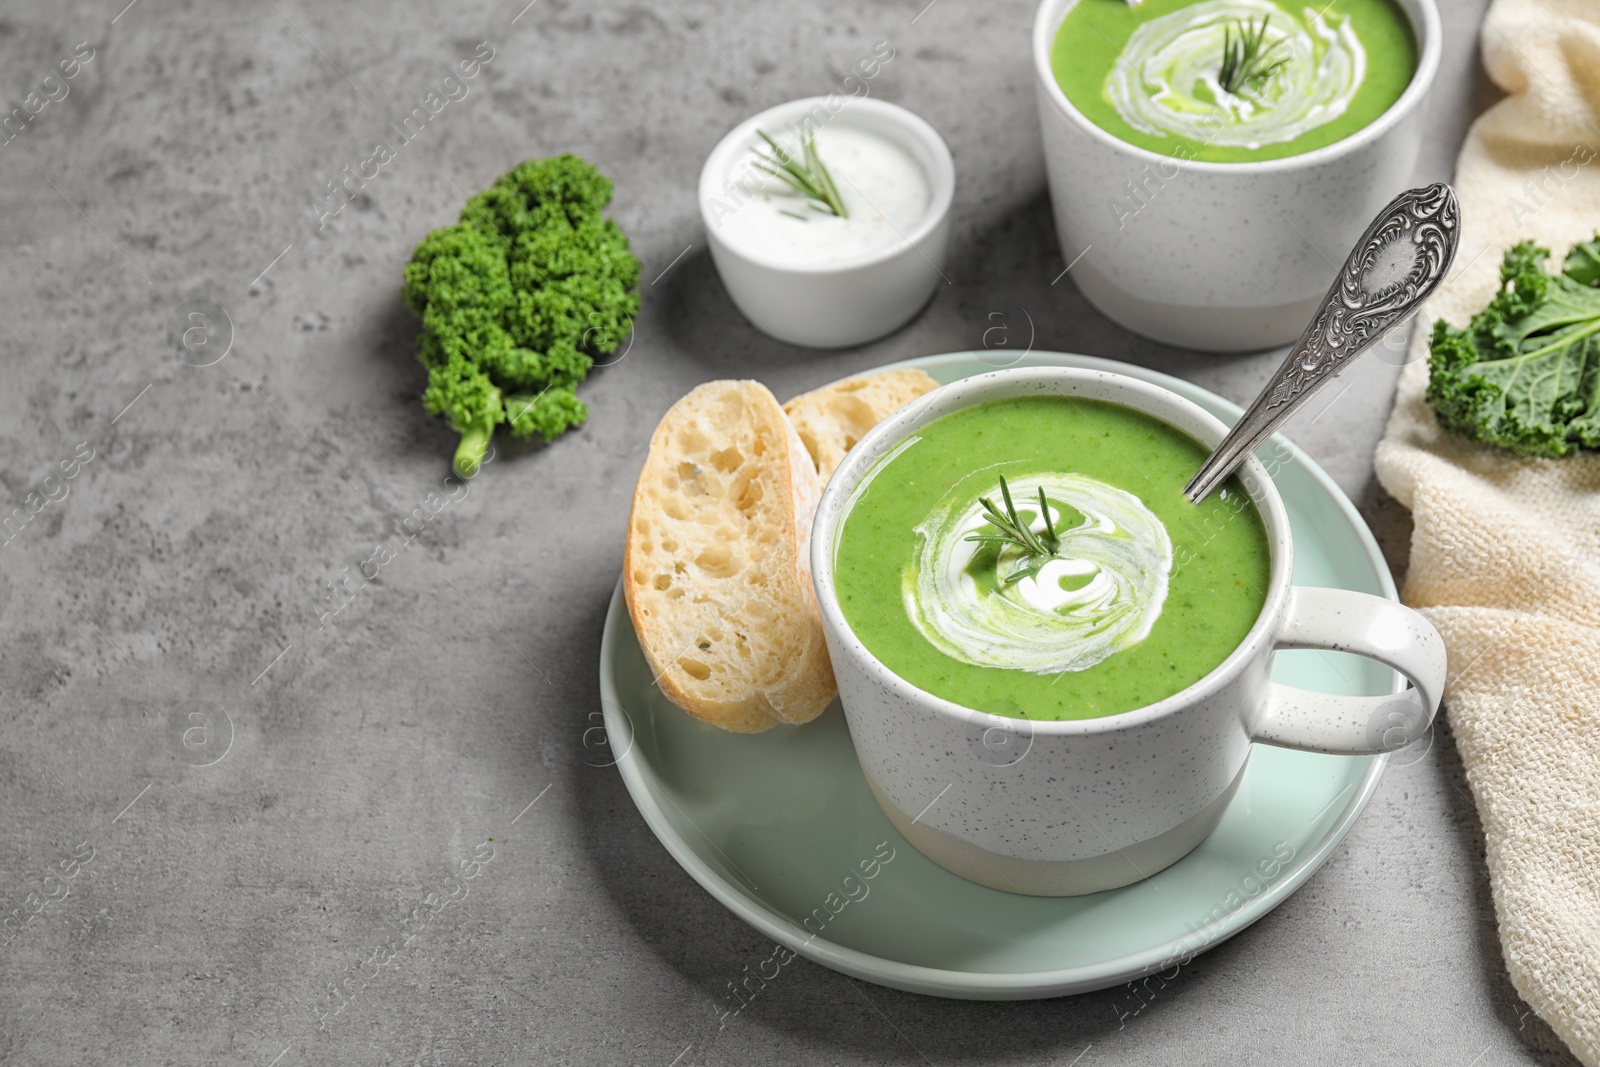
[903,471,1172,675]
[1105,0,1366,150]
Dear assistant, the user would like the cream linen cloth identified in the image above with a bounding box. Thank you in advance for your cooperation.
[1373,2,1600,1062]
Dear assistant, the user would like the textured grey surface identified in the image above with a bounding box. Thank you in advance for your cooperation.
[0,1,1580,1065]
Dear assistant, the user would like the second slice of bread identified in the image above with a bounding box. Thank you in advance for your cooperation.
[623,380,835,732]
[783,368,941,482]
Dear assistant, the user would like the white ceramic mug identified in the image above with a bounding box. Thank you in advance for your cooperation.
[811,368,1446,896]
[1031,0,1441,352]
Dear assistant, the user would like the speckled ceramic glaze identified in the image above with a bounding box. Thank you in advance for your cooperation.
[811,369,1446,896]
[1032,0,1441,352]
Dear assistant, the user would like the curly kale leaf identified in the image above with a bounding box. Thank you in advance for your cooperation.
[505,386,587,441]
[1426,236,1600,457]
[402,154,640,477]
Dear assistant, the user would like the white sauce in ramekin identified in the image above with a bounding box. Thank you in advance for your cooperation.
[707,125,931,267]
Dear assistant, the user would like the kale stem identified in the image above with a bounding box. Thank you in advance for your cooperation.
[453,419,495,478]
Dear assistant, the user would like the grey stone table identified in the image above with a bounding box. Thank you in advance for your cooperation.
[0,1,1579,1065]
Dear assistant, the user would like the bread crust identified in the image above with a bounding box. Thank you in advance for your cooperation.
[623,380,835,732]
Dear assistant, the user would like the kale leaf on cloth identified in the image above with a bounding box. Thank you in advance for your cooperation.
[1428,236,1600,458]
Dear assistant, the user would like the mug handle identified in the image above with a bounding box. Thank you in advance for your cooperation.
[1251,586,1447,756]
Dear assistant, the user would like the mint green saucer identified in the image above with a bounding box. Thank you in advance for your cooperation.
[597,350,1397,999]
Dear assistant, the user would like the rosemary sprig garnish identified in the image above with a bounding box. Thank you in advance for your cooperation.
[964,474,1064,586]
[1218,16,1289,96]
[751,125,848,219]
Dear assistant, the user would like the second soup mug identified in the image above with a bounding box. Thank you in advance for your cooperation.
[1031,0,1442,352]
[810,368,1446,896]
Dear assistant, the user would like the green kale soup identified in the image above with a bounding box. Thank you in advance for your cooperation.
[1051,0,1418,163]
[832,396,1271,720]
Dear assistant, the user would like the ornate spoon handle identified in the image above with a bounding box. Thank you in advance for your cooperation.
[1183,183,1460,504]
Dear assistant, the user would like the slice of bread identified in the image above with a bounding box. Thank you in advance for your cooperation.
[783,368,941,482]
[624,380,835,732]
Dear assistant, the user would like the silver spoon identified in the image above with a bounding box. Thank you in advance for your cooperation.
[1183,182,1460,504]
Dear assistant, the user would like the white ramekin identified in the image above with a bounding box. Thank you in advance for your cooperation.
[698,96,954,349]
